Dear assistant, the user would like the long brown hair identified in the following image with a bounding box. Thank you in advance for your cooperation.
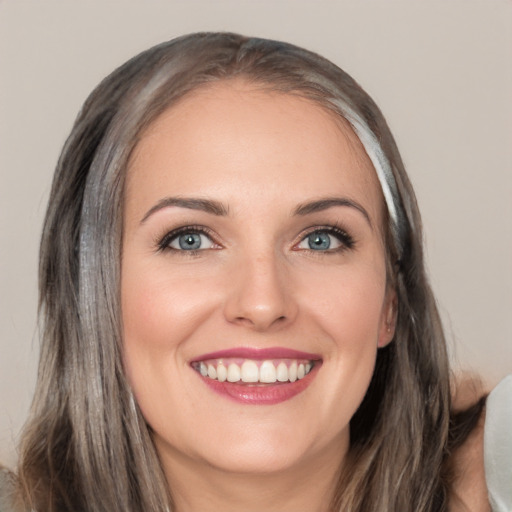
[15,32,480,511]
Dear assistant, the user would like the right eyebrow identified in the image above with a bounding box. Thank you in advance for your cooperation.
[293,197,372,229]
[140,197,229,224]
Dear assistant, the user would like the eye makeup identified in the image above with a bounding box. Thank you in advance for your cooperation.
[155,224,220,255]
[294,224,356,254]
[153,220,357,258]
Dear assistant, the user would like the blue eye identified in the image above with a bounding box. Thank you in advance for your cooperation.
[307,232,332,250]
[296,228,354,252]
[175,233,202,250]
[159,228,216,252]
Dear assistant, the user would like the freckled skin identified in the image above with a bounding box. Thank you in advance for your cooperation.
[121,81,396,512]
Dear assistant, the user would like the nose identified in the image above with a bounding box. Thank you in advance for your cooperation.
[223,251,298,332]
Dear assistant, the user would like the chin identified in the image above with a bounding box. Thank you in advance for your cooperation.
[154,414,348,478]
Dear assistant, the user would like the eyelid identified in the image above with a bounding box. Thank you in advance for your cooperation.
[154,223,355,254]
[156,225,220,253]
[293,225,355,252]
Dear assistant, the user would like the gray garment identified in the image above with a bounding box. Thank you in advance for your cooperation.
[0,466,16,512]
[485,375,512,512]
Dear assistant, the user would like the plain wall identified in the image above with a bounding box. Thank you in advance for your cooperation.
[1,0,511,468]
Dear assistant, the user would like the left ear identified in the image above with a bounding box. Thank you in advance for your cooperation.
[378,288,397,348]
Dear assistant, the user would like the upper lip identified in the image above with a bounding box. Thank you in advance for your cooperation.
[190,347,322,362]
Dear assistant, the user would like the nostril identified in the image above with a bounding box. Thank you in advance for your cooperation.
[223,264,298,330]
[231,313,288,331]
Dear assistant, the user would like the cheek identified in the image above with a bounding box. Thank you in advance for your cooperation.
[120,262,221,435]
[120,258,213,399]
[122,260,215,351]
[297,264,386,422]
[301,261,387,341]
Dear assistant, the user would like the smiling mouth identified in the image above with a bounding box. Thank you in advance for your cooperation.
[190,348,322,404]
[191,358,316,384]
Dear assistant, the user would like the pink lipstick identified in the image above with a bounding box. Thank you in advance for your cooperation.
[191,347,322,405]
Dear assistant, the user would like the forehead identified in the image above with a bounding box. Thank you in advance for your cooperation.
[132,79,372,169]
[126,80,384,223]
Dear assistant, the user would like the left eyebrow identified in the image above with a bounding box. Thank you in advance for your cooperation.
[293,197,372,228]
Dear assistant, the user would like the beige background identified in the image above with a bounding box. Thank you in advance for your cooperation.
[1,0,511,468]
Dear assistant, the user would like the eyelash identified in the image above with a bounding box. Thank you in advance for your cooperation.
[156,225,218,255]
[296,225,355,254]
[155,224,356,255]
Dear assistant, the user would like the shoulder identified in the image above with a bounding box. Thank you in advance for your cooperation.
[449,375,512,512]
[449,375,490,512]
[449,404,490,511]
[484,375,512,512]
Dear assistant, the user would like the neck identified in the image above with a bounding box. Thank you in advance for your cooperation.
[158,438,347,512]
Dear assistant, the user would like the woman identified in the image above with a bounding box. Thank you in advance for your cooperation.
[2,32,498,511]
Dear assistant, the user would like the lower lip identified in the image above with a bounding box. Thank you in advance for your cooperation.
[196,364,321,405]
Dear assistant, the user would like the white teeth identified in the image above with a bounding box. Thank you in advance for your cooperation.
[227,363,241,382]
[207,364,217,379]
[260,360,277,383]
[241,361,259,383]
[276,362,288,382]
[217,362,227,382]
[289,362,298,382]
[196,358,316,383]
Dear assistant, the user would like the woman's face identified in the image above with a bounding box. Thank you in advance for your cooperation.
[121,81,395,479]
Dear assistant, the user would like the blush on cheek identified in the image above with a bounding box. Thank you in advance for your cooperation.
[122,273,219,357]
[122,270,176,341]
